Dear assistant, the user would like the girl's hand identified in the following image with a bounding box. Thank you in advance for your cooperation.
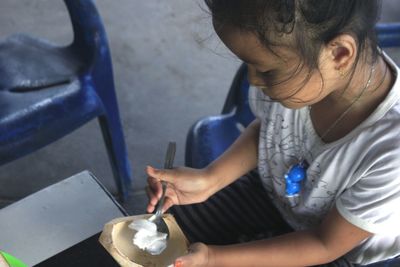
[174,243,214,267]
[146,165,214,213]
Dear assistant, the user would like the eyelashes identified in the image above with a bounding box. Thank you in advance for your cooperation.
[261,70,275,78]
[260,70,280,84]
[261,69,299,87]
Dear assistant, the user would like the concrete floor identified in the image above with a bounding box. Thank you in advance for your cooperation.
[0,0,399,215]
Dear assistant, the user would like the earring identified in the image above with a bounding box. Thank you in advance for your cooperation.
[339,68,345,78]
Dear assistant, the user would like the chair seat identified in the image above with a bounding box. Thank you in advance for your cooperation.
[0,34,82,92]
[0,78,104,164]
[0,34,105,165]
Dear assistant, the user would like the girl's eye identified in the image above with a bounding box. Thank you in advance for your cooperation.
[262,71,273,77]
[260,70,277,80]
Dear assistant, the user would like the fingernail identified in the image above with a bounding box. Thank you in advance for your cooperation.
[147,166,157,172]
[175,260,183,267]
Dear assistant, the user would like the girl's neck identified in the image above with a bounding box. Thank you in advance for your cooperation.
[310,54,394,143]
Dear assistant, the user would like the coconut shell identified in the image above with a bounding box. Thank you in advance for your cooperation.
[99,214,189,267]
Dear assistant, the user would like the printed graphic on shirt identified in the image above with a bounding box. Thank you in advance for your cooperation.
[257,108,338,229]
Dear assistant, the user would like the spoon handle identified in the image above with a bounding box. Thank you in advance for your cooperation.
[164,142,176,169]
[155,142,176,217]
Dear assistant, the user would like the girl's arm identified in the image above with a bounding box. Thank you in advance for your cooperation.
[206,118,260,194]
[146,118,260,212]
[204,207,371,267]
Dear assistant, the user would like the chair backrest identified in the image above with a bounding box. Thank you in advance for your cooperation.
[65,0,108,64]
[64,0,116,106]
[376,23,400,48]
[221,64,254,126]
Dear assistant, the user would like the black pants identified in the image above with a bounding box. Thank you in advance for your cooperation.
[170,171,355,267]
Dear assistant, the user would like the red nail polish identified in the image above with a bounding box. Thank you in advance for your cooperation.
[175,260,183,267]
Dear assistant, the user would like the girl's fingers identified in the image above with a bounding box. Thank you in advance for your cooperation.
[146,165,181,213]
[147,203,155,214]
[162,197,175,212]
[147,176,163,199]
[146,165,176,184]
[145,186,158,213]
[146,178,162,202]
[145,185,157,202]
[174,243,206,267]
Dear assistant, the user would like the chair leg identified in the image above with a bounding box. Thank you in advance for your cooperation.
[98,115,132,201]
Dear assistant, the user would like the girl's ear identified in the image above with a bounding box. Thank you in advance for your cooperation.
[326,34,357,73]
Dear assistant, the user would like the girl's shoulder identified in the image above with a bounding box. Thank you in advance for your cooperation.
[350,52,400,136]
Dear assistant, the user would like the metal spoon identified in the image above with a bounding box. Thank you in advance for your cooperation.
[148,141,176,237]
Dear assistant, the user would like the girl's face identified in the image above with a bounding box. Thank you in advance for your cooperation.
[215,25,339,109]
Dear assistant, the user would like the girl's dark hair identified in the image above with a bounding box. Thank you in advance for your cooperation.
[205,0,382,70]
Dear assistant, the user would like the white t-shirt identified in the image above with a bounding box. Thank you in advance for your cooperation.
[249,53,400,265]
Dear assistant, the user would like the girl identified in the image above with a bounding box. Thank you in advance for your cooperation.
[147,0,400,266]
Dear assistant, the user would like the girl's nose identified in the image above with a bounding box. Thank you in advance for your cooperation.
[247,65,267,88]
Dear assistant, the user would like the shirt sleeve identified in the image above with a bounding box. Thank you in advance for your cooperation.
[336,147,400,234]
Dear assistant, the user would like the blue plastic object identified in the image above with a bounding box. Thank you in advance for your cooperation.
[376,23,400,47]
[184,23,400,267]
[0,0,132,200]
[284,162,308,196]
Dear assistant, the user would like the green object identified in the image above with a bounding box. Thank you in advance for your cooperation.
[0,251,27,267]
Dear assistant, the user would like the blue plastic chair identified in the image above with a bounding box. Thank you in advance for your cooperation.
[185,23,400,266]
[0,0,132,200]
